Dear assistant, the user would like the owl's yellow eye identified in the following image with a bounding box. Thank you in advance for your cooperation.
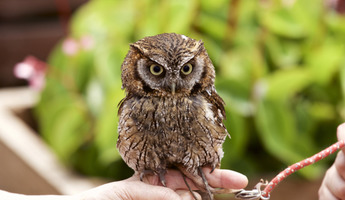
[150,64,164,75]
[181,63,193,75]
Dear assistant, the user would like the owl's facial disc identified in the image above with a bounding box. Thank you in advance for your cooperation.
[137,59,202,95]
[135,41,205,95]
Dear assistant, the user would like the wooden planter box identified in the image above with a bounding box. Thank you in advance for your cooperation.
[0,87,100,195]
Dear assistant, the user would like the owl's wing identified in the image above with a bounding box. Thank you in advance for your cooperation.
[202,89,230,139]
[117,94,133,116]
[203,90,226,121]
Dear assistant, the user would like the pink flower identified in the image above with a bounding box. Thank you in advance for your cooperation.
[324,0,345,13]
[62,35,94,55]
[282,0,296,7]
[80,35,94,50]
[14,56,47,91]
[62,37,79,56]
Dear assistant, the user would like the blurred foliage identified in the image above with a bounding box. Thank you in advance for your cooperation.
[36,0,345,180]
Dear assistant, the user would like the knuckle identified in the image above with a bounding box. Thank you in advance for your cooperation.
[336,184,345,198]
[318,187,325,199]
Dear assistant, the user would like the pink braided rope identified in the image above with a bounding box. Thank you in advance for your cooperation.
[260,140,345,199]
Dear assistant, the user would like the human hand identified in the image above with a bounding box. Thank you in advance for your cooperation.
[319,123,345,200]
[77,167,248,200]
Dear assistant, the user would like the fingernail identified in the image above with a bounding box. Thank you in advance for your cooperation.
[234,171,248,181]
[233,172,249,188]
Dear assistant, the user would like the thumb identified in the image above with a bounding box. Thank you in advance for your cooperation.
[119,181,182,200]
[337,123,345,141]
[337,123,345,155]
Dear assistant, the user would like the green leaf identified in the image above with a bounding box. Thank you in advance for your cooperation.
[341,63,345,98]
[163,0,198,34]
[217,80,253,116]
[265,35,302,68]
[71,0,136,40]
[222,105,249,164]
[49,101,90,160]
[309,102,336,121]
[94,89,125,165]
[325,13,345,37]
[255,99,324,179]
[201,0,228,14]
[93,44,123,89]
[198,13,227,41]
[306,40,345,85]
[259,8,307,38]
[262,68,312,100]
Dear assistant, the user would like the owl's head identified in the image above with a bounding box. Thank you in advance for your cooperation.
[121,33,216,96]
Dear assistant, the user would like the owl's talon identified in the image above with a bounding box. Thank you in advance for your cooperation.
[158,169,167,187]
[140,173,144,181]
[210,165,216,173]
[140,169,154,182]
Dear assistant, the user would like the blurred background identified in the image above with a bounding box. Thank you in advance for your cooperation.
[1,0,345,199]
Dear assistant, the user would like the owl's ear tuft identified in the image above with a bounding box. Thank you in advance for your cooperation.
[130,43,143,53]
[194,40,205,55]
[130,43,151,56]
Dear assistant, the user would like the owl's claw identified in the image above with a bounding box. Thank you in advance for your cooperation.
[139,169,154,181]
[210,165,216,173]
[158,169,167,187]
[139,169,168,187]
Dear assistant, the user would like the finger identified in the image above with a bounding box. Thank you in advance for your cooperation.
[337,123,345,141]
[334,151,345,181]
[138,169,199,190]
[176,190,201,200]
[319,180,338,200]
[337,123,345,154]
[203,167,248,189]
[163,170,200,190]
[164,168,248,190]
[118,180,183,200]
[132,168,248,191]
[324,164,345,199]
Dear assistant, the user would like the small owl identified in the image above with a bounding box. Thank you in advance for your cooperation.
[117,33,233,199]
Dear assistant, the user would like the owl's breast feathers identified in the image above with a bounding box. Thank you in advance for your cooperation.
[117,92,228,174]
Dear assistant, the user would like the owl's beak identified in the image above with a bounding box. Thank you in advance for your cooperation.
[171,83,176,95]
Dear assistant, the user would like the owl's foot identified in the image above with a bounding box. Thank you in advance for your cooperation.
[177,166,242,200]
[139,169,167,187]
[198,167,213,200]
[198,167,242,196]
[181,172,199,200]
